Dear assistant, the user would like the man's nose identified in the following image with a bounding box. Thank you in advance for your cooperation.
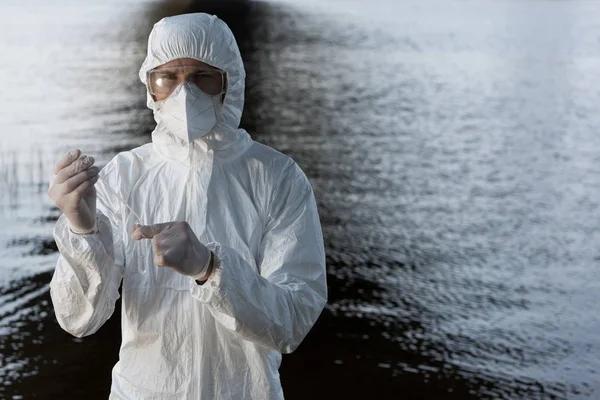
[181,73,195,83]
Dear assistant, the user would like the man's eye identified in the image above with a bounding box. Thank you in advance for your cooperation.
[194,72,218,82]
[155,73,177,81]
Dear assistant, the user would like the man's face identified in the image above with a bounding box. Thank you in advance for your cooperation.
[148,58,226,102]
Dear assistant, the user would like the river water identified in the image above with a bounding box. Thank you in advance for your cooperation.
[1,0,599,399]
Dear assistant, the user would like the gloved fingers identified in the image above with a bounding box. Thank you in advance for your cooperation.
[70,174,99,197]
[54,153,86,184]
[54,149,81,175]
[54,154,95,184]
[154,225,184,244]
[153,242,167,266]
[154,245,176,267]
[154,254,166,267]
[60,166,100,194]
[132,222,173,240]
[154,230,185,253]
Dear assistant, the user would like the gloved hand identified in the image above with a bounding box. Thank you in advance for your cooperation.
[48,149,100,234]
[132,222,214,281]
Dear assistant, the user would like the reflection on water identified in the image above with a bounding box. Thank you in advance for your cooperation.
[1,0,600,399]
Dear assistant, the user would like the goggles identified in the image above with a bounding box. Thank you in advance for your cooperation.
[147,65,226,98]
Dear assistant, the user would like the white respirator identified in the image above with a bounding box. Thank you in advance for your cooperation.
[154,82,221,143]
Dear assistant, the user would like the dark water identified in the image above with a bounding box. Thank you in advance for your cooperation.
[1,0,600,399]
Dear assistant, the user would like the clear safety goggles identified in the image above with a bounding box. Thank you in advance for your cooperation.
[147,65,226,97]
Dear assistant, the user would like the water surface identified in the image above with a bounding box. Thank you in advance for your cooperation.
[1,0,600,399]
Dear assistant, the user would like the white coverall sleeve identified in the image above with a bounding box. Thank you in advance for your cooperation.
[49,165,125,338]
[189,163,327,354]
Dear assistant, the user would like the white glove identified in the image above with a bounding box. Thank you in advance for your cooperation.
[48,149,99,234]
[132,222,213,281]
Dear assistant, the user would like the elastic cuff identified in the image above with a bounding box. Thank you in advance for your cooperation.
[190,251,213,282]
[189,242,224,302]
[68,219,99,235]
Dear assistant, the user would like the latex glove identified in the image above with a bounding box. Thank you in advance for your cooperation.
[48,149,99,234]
[132,222,213,281]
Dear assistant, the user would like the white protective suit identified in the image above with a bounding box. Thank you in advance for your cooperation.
[49,13,327,399]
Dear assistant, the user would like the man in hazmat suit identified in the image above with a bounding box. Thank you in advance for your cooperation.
[47,13,327,399]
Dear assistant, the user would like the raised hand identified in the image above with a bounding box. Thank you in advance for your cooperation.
[48,149,99,233]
